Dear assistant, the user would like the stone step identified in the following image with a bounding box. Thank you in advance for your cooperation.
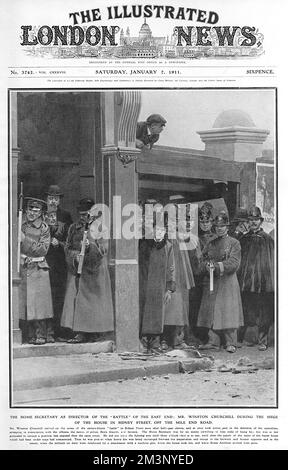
[13,340,114,359]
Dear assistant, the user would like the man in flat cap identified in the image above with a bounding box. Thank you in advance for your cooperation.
[20,197,54,345]
[45,185,73,340]
[136,114,167,150]
[237,206,274,351]
[61,198,114,343]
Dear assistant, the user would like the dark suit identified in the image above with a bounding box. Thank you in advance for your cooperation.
[136,122,160,149]
[47,207,73,337]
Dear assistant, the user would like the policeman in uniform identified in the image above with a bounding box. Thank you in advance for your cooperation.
[189,202,217,343]
[20,197,54,345]
[136,114,167,150]
[237,206,274,350]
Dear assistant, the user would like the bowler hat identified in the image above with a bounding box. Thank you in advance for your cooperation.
[213,211,230,227]
[25,197,47,210]
[77,198,95,212]
[146,114,167,126]
[248,206,263,221]
[45,185,64,196]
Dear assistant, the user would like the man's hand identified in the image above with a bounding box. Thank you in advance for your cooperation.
[164,291,172,305]
[21,231,25,243]
[136,138,145,149]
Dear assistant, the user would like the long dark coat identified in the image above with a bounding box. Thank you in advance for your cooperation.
[139,238,153,331]
[189,230,217,327]
[46,220,68,325]
[61,222,114,333]
[237,228,274,328]
[20,216,53,321]
[237,228,274,293]
[197,235,244,330]
[165,239,194,326]
[141,239,176,335]
[57,206,73,227]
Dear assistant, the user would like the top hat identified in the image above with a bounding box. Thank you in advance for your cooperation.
[146,114,167,126]
[248,206,264,221]
[213,211,230,227]
[77,198,95,212]
[25,197,47,210]
[45,185,64,197]
[232,208,248,223]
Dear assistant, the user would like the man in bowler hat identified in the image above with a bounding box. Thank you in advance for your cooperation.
[136,114,167,150]
[45,185,73,339]
[45,184,73,227]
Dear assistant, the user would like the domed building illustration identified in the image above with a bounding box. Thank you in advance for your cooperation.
[116,18,176,58]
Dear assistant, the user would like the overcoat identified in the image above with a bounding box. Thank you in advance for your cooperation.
[141,239,176,335]
[46,220,68,319]
[20,216,53,321]
[139,238,153,331]
[165,239,194,326]
[61,221,114,333]
[197,234,244,330]
[237,228,274,293]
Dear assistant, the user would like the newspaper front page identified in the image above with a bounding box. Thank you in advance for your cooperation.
[0,0,287,456]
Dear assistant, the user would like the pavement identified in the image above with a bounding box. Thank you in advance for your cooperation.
[12,339,275,399]
[12,341,214,394]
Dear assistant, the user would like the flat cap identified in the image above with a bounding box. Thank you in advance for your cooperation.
[146,114,167,125]
[25,197,47,210]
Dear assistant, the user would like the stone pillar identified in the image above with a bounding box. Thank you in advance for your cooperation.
[101,91,141,352]
[10,92,22,344]
[198,125,269,210]
[197,126,270,162]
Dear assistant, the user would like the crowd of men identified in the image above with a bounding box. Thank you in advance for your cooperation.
[139,202,274,353]
[19,183,275,353]
[19,185,114,345]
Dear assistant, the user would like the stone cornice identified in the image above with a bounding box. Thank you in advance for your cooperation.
[198,126,270,144]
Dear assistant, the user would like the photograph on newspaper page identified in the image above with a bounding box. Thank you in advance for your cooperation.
[1,0,287,452]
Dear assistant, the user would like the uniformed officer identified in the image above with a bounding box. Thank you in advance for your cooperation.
[20,197,54,345]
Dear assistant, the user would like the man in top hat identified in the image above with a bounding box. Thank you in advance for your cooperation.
[20,197,54,344]
[45,184,73,227]
[45,184,72,340]
[163,216,195,350]
[136,114,167,150]
[61,198,114,343]
[141,222,176,352]
[237,206,274,350]
[197,212,244,353]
